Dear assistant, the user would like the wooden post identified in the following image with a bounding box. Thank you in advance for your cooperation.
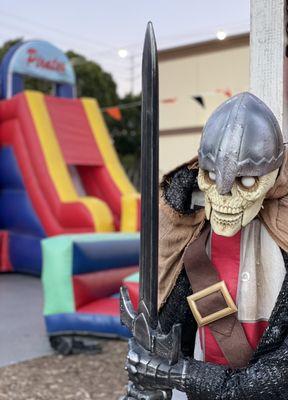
[250,0,288,141]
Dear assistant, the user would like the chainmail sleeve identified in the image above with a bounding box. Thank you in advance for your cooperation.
[159,163,201,356]
[182,335,288,400]
[159,269,197,357]
[161,165,199,215]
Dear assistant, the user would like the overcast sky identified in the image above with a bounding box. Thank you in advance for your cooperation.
[0,0,250,98]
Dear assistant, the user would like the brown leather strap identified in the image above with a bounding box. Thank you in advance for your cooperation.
[183,224,253,369]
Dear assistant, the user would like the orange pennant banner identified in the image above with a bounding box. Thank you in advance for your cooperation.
[161,97,177,104]
[105,107,122,121]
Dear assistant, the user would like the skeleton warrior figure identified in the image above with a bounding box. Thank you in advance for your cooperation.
[125,92,288,399]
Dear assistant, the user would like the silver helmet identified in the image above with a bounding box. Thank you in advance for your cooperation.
[198,92,284,194]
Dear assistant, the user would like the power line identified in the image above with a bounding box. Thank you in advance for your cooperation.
[0,19,140,72]
[102,100,141,111]
[0,9,249,58]
[0,18,120,61]
[0,9,118,51]
[0,9,246,57]
[120,21,249,51]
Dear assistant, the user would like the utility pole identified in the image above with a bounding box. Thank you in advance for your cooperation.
[250,0,288,141]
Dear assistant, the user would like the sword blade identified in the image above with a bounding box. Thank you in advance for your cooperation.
[139,22,159,330]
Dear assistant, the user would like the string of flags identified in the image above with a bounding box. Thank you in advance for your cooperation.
[101,88,233,121]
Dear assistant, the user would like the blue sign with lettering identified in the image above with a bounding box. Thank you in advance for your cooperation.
[9,40,75,85]
[0,40,76,99]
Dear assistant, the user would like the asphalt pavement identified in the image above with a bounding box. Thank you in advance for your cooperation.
[0,273,52,367]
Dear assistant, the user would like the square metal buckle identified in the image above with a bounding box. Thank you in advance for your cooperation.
[187,281,238,327]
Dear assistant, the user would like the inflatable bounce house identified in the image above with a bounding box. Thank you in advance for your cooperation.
[0,39,140,352]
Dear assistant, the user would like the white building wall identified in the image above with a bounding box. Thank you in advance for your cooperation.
[159,38,249,173]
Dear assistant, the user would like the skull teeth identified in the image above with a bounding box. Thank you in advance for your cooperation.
[212,205,242,214]
[212,210,242,225]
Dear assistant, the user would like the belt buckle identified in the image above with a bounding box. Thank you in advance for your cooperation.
[187,281,237,327]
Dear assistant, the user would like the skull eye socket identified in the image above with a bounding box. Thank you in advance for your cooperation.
[238,176,258,190]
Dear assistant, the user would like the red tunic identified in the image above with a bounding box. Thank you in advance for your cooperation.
[200,230,268,365]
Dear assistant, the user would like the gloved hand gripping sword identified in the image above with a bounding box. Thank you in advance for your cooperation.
[119,23,183,400]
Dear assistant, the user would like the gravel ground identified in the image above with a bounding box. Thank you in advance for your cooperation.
[0,339,128,400]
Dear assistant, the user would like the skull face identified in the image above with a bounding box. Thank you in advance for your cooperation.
[197,168,279,237]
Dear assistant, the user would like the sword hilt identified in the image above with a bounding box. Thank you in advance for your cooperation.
[120,286,182,365]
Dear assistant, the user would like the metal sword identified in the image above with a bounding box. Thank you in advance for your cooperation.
[120,22,182,400]
[138,20,159,332]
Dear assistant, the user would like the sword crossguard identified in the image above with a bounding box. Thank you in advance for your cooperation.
[120,286,182,366]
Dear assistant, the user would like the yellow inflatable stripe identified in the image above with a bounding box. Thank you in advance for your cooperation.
[81,98,140,232]
[79,197,114,232]
[25,91,114,232]
[25,91,77,200]
[81,98,137,195]
[121,193,140,232]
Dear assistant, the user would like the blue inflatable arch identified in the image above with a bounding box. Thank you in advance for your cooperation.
[0,40,76,99]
